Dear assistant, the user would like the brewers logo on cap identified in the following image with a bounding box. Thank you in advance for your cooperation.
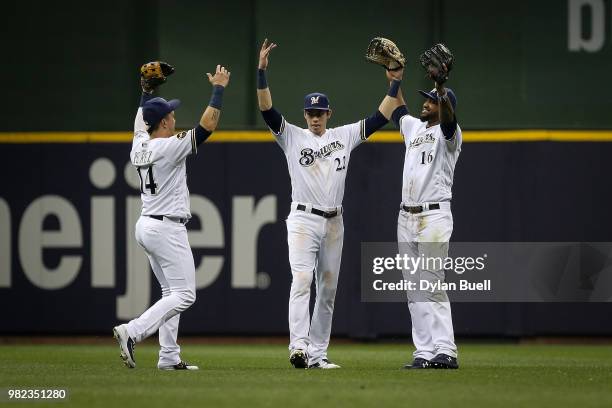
[304,92,330,110]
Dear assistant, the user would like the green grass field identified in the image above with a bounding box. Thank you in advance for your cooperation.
[1,342,612,407]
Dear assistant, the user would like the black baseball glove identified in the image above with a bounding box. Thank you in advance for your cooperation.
[419,44,453,84]
[365,37,406,71]
[140,61,175,93]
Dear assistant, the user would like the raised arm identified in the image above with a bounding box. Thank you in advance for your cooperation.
[379,68,405,119]
[134,89,155,136]
[257,39,283,133]
[201,65,230,132]
[362,68,407,139]
[386,69,409,129]
[134,75,158,136]
[434,73,457,139]
[183,64,231,147]
[257,39,276,110]
[136,61,175,136]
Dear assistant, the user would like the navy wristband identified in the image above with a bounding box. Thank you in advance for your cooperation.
[388,80,401,97]
[209,85,224,109]
[257,69,268,89]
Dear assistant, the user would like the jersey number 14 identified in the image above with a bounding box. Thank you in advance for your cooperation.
[136,166,158,195]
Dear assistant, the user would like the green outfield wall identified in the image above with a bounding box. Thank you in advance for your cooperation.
[4,0,612,131]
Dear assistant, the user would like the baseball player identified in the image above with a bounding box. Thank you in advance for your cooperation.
[113,63,230,370]
[256,39,401,369]
[386,61,461,369]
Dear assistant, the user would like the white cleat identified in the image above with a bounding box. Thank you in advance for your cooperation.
[308,358,341,369]
[113,325,136,368]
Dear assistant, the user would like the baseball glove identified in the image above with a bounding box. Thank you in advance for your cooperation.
[365,37,406,71]
[140,61,175,93]
[419,44,453,84]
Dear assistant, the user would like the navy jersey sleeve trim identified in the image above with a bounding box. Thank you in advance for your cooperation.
[194,125,212,151]
[391,105,409,128]
[191,129,196,155]
[363,110,388,139]
[261,107,283,134]
[441,118,458,140]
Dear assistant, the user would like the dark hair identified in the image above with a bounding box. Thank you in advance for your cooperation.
[147,121,161,135]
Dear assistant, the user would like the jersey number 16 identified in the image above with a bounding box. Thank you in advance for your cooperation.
[420,151,434,165]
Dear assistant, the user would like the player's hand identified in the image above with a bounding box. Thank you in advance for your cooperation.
[258,38,277,70]
[386,67,404,82]
[207,65,231,88]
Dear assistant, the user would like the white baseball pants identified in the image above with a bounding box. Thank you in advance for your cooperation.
[125,215,196,367]
[286,208,344,365]
[397,202,457,360]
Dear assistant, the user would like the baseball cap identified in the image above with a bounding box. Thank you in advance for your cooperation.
[143,97,181,128]
[304,92,330,111]
[418,88,457,110]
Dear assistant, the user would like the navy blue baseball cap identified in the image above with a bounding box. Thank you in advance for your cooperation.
[143,97,181,128]
[418,88,457,110]
[304,92,330,110]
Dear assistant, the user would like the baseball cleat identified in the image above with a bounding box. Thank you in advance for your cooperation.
[401,357,431,369]
[158,361,199,371]
[430,353,459,369]
[113,325,136,368]
[289,349,308,369]
[308,358,341,369]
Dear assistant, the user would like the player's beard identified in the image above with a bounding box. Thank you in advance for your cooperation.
[419,112,432,122]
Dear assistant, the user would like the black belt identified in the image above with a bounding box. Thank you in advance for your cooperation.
[147,215,188,224]
[296,204,339,218]
[402,203,440,214]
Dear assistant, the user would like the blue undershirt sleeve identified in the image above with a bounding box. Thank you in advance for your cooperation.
[140,92,155,107]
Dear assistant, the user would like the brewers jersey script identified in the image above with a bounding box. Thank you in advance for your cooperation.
[130,107,198,218]
[273,117,366,208]
[399,115,462,205]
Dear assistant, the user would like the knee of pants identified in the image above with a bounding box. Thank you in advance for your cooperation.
[291,271,313,296]
[429,289,449,303]
[317,286,337,306]
[175,288,196,311]
[317,272,338,303]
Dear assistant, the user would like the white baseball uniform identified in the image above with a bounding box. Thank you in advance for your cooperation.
[397,113,462,360]
[272,117,366,365]
[124,104,198,368]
